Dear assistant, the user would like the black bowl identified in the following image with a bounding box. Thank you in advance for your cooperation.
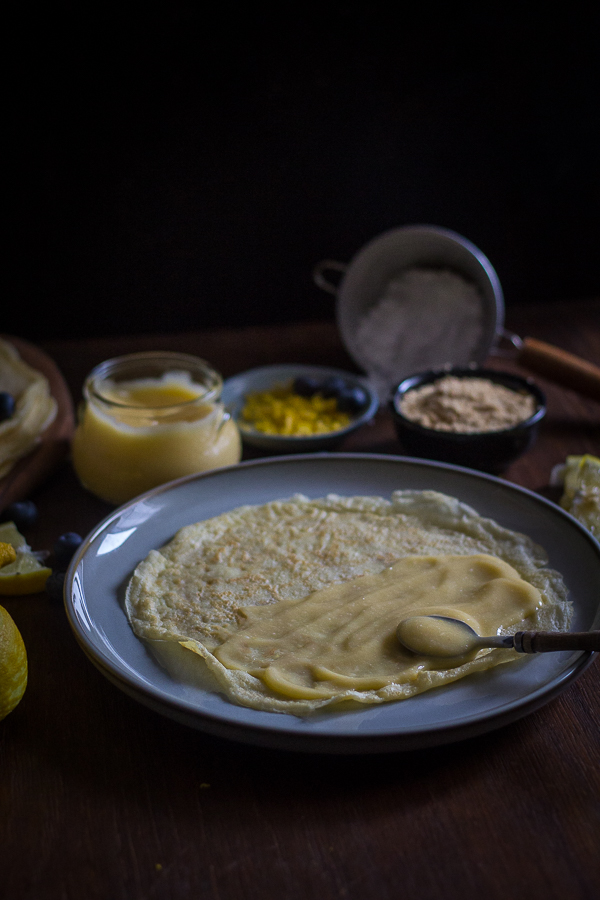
[390,367,546,473]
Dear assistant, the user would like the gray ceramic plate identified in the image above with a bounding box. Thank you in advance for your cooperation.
[64,454,599,754]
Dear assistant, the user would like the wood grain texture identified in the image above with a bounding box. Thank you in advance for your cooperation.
[1,300,599,900]
[518,337,600,401]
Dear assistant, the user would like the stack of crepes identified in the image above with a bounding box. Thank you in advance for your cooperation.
[0,339,57,479]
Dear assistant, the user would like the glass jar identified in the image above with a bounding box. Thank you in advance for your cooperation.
[71,352,241,504]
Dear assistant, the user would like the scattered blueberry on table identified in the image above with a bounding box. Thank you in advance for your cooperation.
[52,532,83,569]
[0,500,38,530]
[0,495,82,601]
[45,571,66,603]
[45,533,83,603]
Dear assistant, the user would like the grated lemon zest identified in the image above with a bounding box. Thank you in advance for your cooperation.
[240,386,351,436]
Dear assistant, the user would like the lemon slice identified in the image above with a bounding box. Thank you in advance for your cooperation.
[0,604,27,719]
[0,521,52,595]
[0,521,28,551]
[558,455,600,537]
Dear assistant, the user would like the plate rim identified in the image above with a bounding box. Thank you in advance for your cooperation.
[72,628,594,755]
[64,452,599,753]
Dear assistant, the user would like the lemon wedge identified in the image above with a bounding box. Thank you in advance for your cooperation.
[0,603,27,719]
[0,521,28,551]
[0,521,52,595]
[555,454,600,537]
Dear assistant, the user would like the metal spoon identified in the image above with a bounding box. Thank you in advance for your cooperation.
[396,615,600,658]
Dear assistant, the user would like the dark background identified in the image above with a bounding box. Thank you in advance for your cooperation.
[10,6,600,341]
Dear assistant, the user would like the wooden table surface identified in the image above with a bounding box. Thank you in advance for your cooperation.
[2,300,599,900]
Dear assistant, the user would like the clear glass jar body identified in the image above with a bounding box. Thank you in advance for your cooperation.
[71,352,241,504]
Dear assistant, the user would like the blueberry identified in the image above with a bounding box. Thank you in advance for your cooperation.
[0,392,15,422]
[336,386,369,414]
[0,500,38,530]
[293,375,321,397]
[320,376,348,399]
[53,532,83,569]
[46,570,66,603]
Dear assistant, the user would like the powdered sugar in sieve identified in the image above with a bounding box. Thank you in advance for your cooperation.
[355,267,484,399]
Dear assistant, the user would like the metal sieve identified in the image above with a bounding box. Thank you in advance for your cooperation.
[314,224,600,401]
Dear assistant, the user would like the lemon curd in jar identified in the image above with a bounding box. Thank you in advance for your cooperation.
[72,353,241,504]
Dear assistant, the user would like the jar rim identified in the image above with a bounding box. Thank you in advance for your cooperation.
[84,352,223,410]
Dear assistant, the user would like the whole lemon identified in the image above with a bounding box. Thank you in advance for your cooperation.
[0,604,27,720]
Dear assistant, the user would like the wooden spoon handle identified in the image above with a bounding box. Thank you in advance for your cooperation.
[517,337,600,401]
[514,631,600,653]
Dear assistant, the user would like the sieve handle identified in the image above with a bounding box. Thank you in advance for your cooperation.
[517,337,600,402]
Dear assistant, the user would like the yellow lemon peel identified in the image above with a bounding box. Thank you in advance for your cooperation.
[0,521,52,595]
[0,604,28,719]
[241,386,351,436]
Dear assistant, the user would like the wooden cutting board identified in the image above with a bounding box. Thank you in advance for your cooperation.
[0,335,75,513]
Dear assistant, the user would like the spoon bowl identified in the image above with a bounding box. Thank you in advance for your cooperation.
[396,616,600,658]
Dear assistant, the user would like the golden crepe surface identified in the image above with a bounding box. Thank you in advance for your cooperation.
[125,491,572,715]
[0,339,57,478]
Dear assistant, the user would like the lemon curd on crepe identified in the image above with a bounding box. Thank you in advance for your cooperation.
[125,491,571,715]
